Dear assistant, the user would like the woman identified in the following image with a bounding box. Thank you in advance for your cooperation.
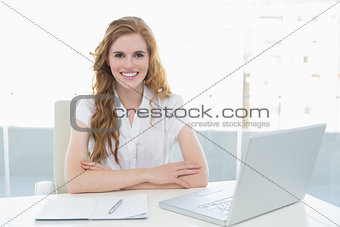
[65,16,208,193]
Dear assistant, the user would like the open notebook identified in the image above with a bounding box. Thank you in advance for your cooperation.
[36,193,147,220]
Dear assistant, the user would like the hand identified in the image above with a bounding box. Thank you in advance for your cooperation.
[147,161,201,189]
[80,160,112,171]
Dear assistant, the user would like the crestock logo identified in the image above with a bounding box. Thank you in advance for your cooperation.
[70,95,122,132]
[71,95,270,131]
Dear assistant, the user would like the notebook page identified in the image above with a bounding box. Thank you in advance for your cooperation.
[36,197,96,220]
[92,193,148,219]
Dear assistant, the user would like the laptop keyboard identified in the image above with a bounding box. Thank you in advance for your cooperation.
[199,197,233,215]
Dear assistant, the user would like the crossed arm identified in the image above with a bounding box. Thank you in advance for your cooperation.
[64,120,209,194]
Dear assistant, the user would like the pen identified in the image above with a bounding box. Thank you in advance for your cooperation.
[108,199,123,214]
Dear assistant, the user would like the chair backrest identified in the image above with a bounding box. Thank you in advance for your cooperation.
[54,101,71,194]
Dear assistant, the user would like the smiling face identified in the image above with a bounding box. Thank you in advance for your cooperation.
[107,33,149,93]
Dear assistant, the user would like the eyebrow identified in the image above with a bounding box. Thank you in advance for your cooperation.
[112,50,146,54]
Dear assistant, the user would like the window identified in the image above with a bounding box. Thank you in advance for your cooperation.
[1,1,339,207]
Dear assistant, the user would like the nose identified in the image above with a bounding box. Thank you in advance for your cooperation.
[124,56,135,68]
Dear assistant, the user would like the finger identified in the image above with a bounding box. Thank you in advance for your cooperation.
[81,164,97,170]
[176,169,200,177]
[82,162,110,171]
[100,165,111,170]
[81,161,99,168]
[177,161,201,166]
[94,163,111,170]
[81,160,96,166]
[81,164,92,170]
[82,161,101,168]
[178,161,199,166]
[81,162,96,168]
[175,178,190,189]
[176,163,201,171]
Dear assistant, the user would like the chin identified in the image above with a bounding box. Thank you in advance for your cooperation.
[116,80,144,91]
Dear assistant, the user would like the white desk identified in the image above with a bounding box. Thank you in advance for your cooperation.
[0,181,339,227]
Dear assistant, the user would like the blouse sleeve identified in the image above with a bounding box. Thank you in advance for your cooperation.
[164,94,190,145]
[75,98,96,128]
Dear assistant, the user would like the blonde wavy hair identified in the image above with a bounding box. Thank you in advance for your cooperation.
[89,16,171,166]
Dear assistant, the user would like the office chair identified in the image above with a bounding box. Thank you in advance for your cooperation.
[34,101,70,195]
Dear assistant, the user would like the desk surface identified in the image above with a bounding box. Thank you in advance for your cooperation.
[0,181,339,227]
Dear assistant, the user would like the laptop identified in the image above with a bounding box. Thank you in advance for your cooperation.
[159,124,326,226]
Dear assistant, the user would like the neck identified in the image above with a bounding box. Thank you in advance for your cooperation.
[115,83,144,109]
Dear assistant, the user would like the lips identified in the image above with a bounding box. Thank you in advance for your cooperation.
[120,71,139,80]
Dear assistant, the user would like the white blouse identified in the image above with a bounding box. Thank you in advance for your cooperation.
[75,84,189,170]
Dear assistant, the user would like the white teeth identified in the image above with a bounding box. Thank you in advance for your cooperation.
[121,72,138,77]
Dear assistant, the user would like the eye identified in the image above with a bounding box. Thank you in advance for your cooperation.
[114,53,124,58]
[135,53,144,58]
